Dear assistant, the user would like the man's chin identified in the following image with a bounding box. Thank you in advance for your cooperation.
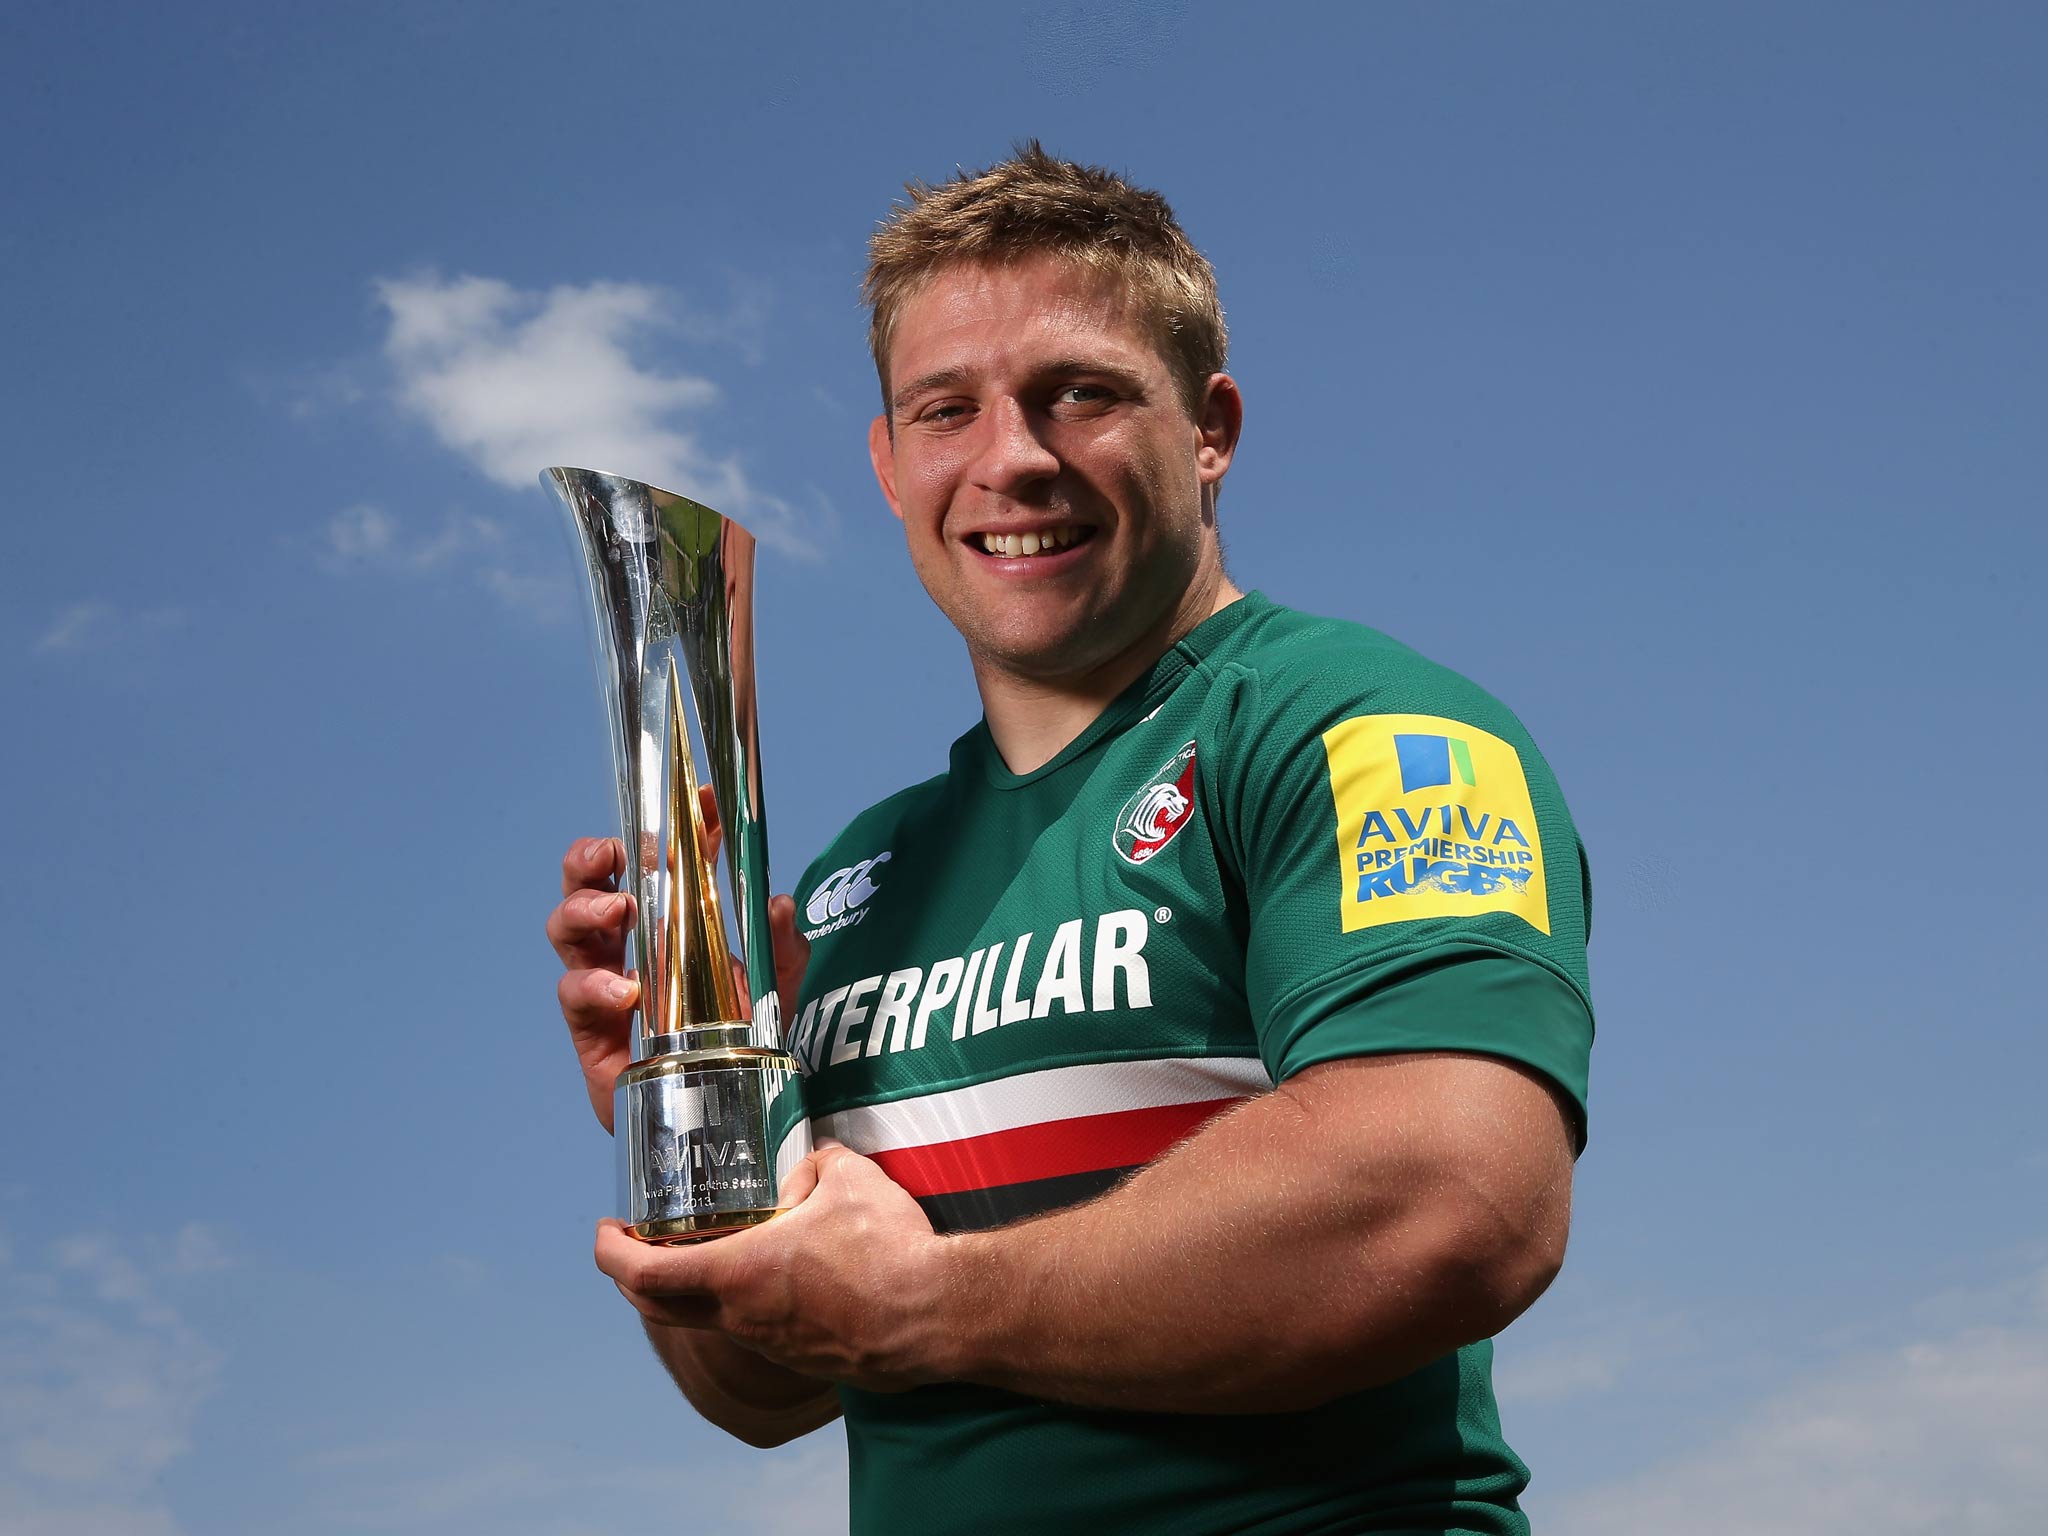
[966,623,1135,688]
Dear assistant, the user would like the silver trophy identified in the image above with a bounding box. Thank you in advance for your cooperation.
[545,467,811,1242]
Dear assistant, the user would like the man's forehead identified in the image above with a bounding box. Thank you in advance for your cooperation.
[888,255,1155,374]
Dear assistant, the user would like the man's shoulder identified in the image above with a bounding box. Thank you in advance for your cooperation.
[833,765,957,841]
[1205,595,1535,749]
[790,739,971,919]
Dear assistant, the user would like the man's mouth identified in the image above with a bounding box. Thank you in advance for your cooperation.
[974,525,1097,558]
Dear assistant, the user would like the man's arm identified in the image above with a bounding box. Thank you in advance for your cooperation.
[944,1050,1571,1411]
[549,837,840,1446]
[595,1047,1574,1415]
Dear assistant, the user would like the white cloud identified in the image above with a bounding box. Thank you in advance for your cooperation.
[279,360,370,421]
[165,1226,230,1278]
[322,503,497,573]
[290,1427,846,1535]
[0,1225,228,1535]
[1547,1265,2048,1535]
[33,603,185,658]
[32,602,116,655]
[730,1438,848,1536]
[1496,1298,1694,1406]
[319,504,571,621]
[1498,1339,1624,1403]
[375,274,820,559]
[324,503,398,562]
[478,565,569,619]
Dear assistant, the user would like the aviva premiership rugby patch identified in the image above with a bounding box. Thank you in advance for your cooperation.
[1321,714,1548,935]
[1113,742,1198,866]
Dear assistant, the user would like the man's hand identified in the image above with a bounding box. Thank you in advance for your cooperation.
[546,836,638,1130]
[544,819,812,1131]
[547,827,838,1447]
[594,1143,955,1395]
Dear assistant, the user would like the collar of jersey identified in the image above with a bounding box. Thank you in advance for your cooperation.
[968,590,1271,790]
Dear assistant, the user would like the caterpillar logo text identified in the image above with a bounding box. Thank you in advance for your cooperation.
[805,853,892,937]
[790,907,1156,1075]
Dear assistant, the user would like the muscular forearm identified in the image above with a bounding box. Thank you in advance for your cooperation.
[936,1053,1573,1414]
[642,1317,841,1448]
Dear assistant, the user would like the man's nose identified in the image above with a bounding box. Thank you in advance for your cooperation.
[970,396,1060,496]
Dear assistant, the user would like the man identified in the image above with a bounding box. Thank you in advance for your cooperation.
[547,144,1594,1535]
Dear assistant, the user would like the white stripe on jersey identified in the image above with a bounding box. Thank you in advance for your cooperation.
[812,1055,1273,1156]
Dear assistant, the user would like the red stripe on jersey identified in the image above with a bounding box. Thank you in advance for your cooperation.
[867,1096,1245,1198]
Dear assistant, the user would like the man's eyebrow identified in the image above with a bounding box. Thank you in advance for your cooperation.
[891,358,1150,413]
[890,366,973,412]
[1035,357,1149,391]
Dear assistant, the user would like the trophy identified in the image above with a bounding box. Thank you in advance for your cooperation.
[544,467,811,1242]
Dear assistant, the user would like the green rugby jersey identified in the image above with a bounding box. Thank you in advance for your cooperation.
[787,592,1595,1536]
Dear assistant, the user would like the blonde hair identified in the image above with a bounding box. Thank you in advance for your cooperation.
[864,141,1227,415]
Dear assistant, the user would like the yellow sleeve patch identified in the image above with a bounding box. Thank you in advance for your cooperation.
[1320,714,1549,937]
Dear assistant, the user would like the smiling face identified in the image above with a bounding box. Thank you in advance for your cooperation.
[868,254,1241,692]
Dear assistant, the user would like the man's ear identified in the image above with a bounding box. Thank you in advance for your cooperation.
[868,414,905,523]
[1194,373,1244,489]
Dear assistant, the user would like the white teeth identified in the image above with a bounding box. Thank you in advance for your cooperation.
[981,526,1082,557]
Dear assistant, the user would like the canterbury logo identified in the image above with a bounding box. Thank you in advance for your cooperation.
[805,853,892,926]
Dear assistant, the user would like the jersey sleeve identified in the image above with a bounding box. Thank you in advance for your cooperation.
[1214,643,1596,1142]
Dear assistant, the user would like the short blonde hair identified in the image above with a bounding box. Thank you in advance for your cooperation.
[864,141,1227,415]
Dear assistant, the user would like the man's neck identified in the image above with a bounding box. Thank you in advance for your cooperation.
[974,577,1244,776]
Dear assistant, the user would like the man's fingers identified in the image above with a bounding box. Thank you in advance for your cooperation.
[546,888,632,968]
[807,1142,874,1184]
[554,839,635,1130]
[767,1142,862,1215]
[697,784,723,865]
[776,1152,823,1208]
[609,1279,720,1329]
[596,1219,725,1328]
[597,1218,699,1290]
[561,836,623,898]
[558,967,639,1035]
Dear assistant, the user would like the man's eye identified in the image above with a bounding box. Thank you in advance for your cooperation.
[1057,385,1109,405]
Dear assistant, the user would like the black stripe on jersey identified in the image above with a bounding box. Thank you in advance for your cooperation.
[913,1165,1136,1235]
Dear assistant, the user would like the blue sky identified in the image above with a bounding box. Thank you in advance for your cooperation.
[3,3,2044,1531]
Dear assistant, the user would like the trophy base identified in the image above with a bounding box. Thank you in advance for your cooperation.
[616,1036,811,1243]
[630,1207,783,1244]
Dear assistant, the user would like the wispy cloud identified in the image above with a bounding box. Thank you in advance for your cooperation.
[278,359,371,421]
[323,503,398,563]
[1496,1298,1694,1405]
[290,1426,845,1534]
[374,274,822,559]
[33,602,186,658]
[319,503,571,621]
[1549,1264,2048,1534]
[0,1224,230,1535]
[731,1439,848,1536]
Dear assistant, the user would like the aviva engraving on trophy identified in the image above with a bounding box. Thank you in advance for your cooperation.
[544,468,811,1243]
